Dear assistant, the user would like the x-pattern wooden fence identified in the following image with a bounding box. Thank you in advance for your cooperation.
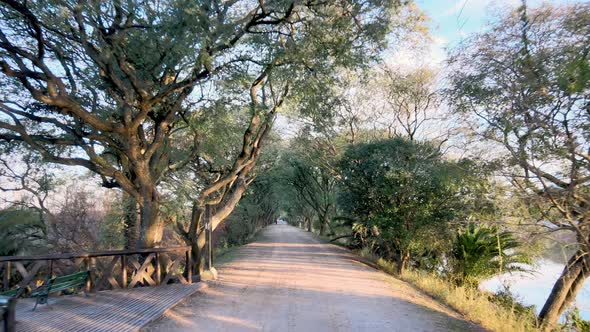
[0,247,192,296]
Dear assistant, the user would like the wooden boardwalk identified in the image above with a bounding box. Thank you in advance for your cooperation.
[14,283,204,332]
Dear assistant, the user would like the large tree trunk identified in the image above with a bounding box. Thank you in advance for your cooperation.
[319,214,330,236]
[192,229,207,276]
[140,187,163,248]
[305,216,312,232]
[538,250,589,330]
[185,178,250,276]
[187,203,206,276]
[123,194,141,249]
[179,90,280,275]
[558,264,588,313]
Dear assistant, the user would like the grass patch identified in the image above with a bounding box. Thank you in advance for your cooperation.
[213,245,240,266]
[213,226,268,266]
[401,270,537,332]
[355,249,538,332]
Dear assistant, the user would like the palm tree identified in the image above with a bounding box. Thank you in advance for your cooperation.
[451,223,530,287]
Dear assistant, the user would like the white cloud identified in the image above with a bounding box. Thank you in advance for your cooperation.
[383,35,449,71]
[442,0,473,17]
[443,0,522,18]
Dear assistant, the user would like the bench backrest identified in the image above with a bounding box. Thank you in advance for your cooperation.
[47,271,89,291]
[0,289,18,298]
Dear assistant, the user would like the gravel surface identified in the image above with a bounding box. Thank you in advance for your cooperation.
[144,224,483,332]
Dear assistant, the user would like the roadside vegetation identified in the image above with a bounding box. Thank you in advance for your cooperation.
[0,1,588,331]
[356,248,538,332]
[255,3,590,331]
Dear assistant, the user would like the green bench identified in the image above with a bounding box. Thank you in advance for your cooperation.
[0,288,19,298]
[30,271,90,310]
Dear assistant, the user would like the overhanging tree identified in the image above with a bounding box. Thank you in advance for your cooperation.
[448,3,590,328]
[0,0,401,249]
[284,131,341,235]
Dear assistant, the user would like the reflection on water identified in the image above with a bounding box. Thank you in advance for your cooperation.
[480,259,590,320]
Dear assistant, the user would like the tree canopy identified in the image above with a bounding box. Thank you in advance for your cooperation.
[448,3,590,327]
[0,0,400,248]
[338,138,490,273]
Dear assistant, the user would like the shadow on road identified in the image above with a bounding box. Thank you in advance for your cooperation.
[144,225,484,332]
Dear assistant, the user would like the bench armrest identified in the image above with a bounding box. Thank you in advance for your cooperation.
[30,284,51,297]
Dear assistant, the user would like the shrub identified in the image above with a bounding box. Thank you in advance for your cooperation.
[487,287,537,322]
[451,223,531,287]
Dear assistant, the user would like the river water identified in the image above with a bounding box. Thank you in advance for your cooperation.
[481,259,590,320]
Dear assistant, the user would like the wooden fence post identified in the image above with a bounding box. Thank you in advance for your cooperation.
[3,262,10,291]
[84,258,92,293]
[121,255,127,288]
[155,253,161,286]
[48,260,54,279]
[0,296,16,332]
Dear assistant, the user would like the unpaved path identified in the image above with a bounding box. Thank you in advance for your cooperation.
[144,225,482,332]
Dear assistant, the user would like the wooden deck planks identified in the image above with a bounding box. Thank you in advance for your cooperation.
[13,283,204,332]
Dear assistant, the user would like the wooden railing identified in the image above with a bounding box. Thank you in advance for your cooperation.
[0,247,192,296]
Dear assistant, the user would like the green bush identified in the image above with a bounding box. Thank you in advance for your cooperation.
[0,207,46,256]
[487,287,537,322]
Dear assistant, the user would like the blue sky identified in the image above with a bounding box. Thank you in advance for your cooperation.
[394,0,574,68]
[418,0,523,47]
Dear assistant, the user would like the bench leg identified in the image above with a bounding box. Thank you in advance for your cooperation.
[32,298,40,311]
[32,296,47,311]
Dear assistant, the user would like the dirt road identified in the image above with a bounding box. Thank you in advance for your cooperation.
[144,225,481,331]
